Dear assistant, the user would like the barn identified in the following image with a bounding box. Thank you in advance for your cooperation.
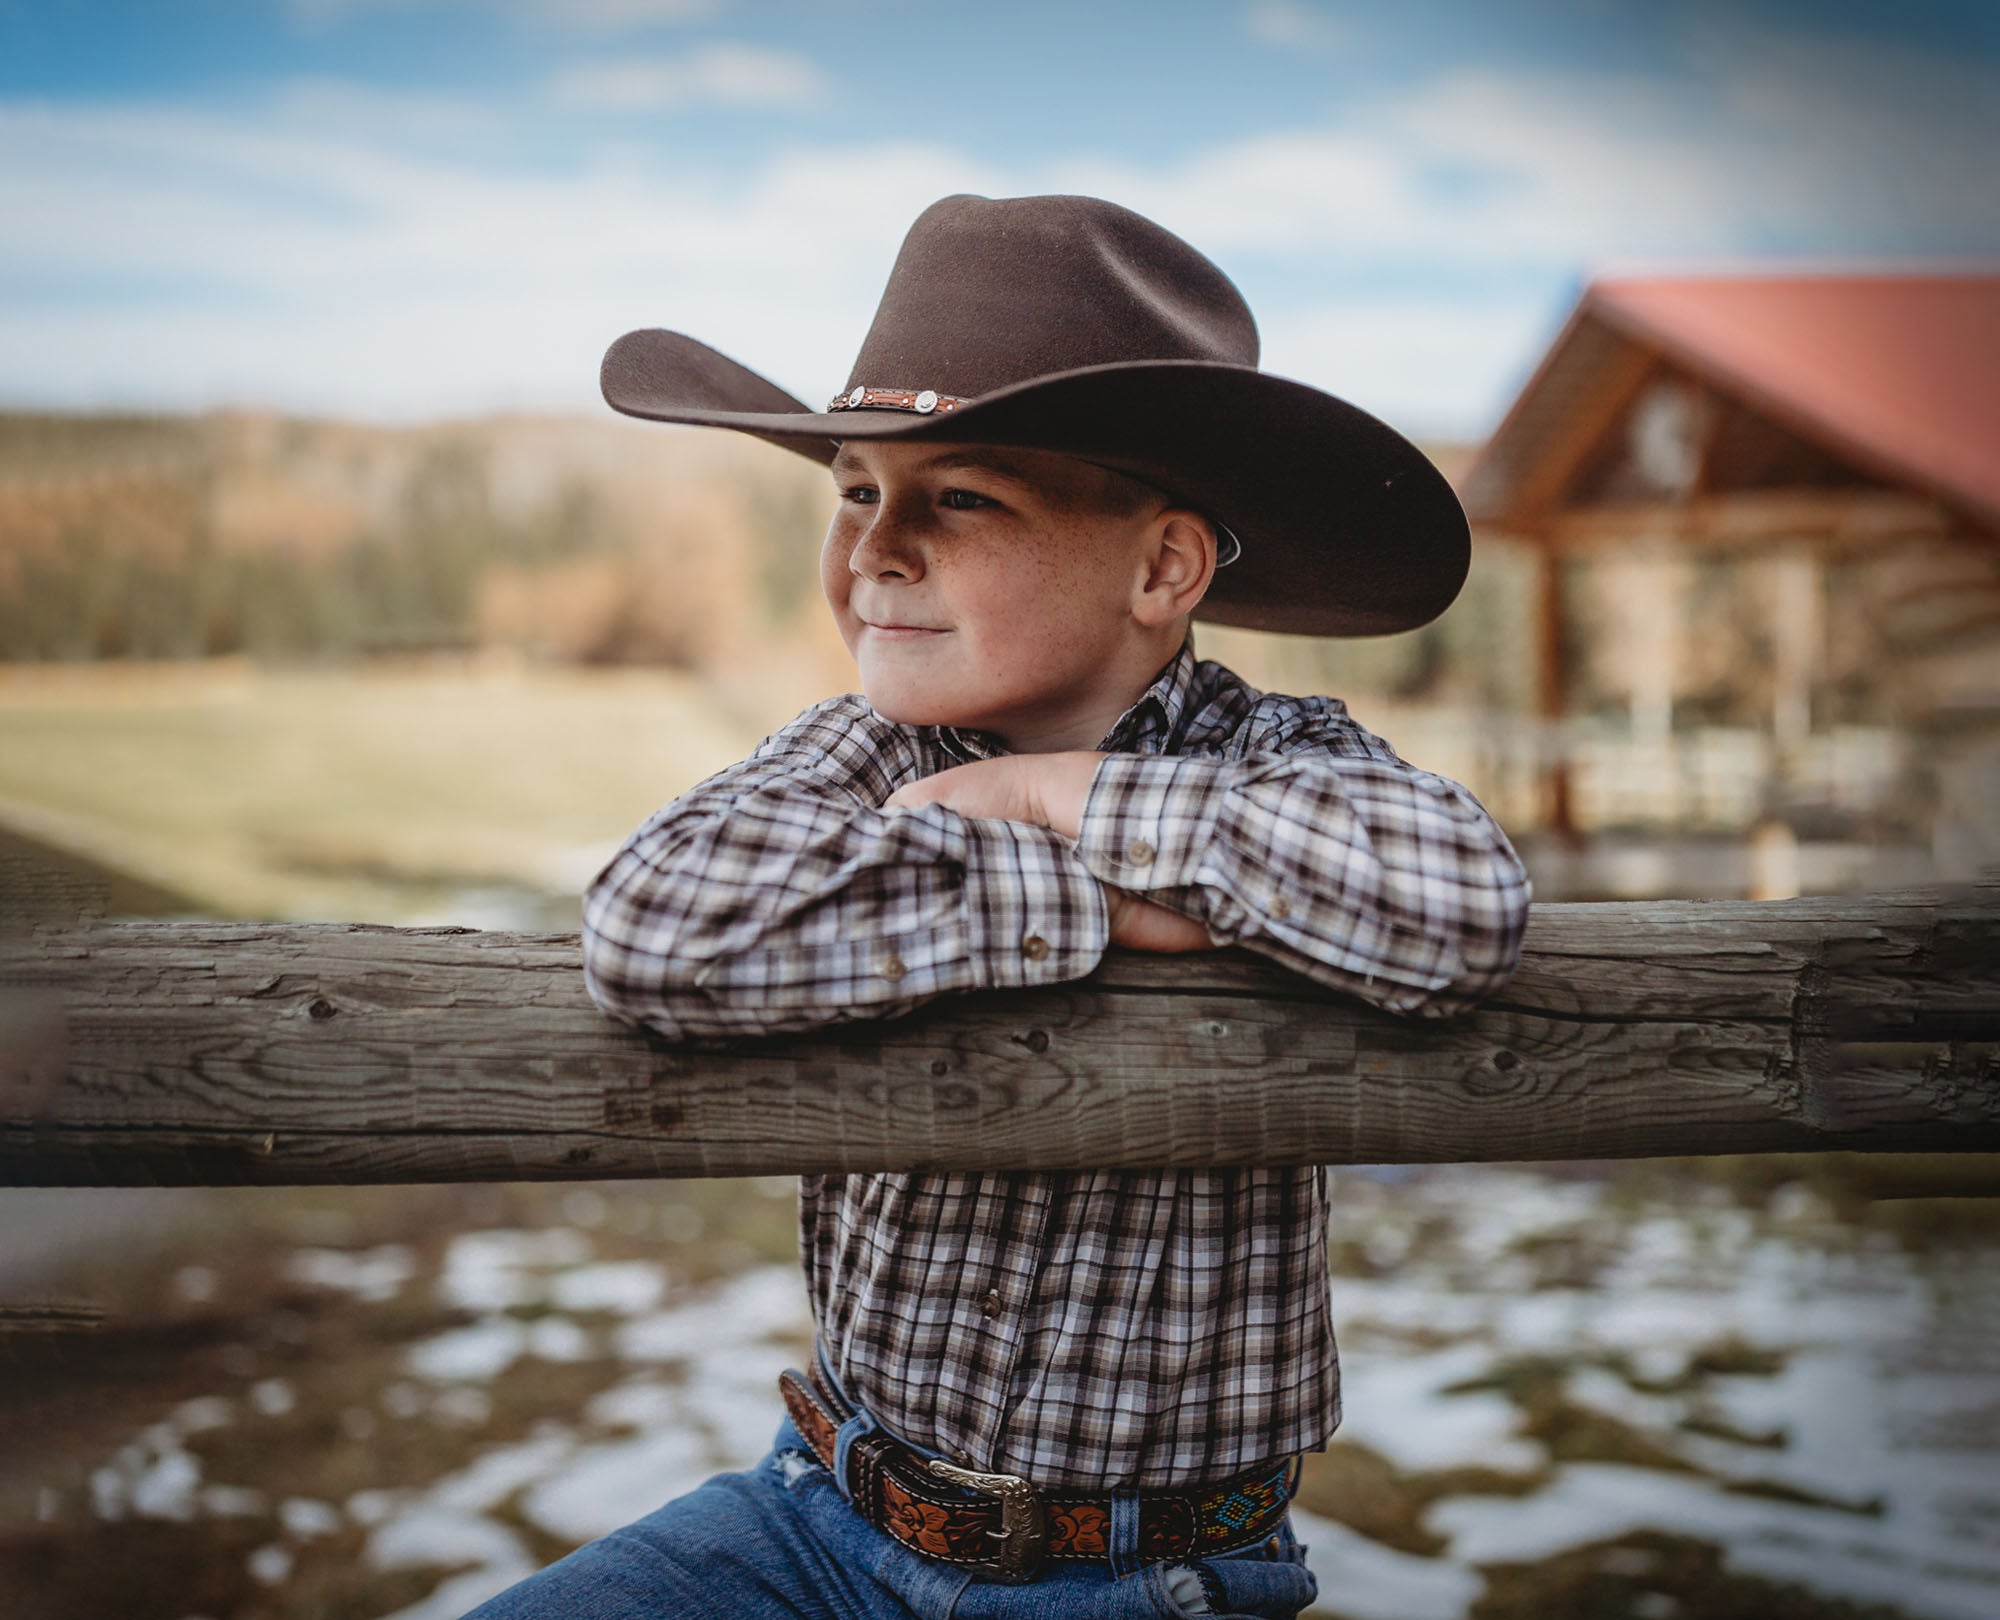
[1461,272,2000,898]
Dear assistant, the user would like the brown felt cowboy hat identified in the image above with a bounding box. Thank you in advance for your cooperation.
[600,193,1468,636]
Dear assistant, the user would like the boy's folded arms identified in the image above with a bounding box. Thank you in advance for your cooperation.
[580,664,1529,1045]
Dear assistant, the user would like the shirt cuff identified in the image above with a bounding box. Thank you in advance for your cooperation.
[1075,752,1236,892]
[957,814,1109,990]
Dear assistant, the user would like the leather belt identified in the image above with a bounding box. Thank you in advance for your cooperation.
[778,1363,1299,1584]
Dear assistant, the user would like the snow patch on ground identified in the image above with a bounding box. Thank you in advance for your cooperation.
[1290,1506,1480,1620]
[285,1244,418,1303]
[615,1264,805,1363]
[347,1262,812,1613]
[65,1179,2000,1620]
[1429,1463,2000,1620]
[407,1318,529,1382]
[368,1503,535,1573]
[519,1424,713,1543]
[548,1260,667,1316]
[437,1227,594,1312]
[1334,1342,1545,1475]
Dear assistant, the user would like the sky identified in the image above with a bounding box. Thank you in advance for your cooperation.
[2,0,1995,439]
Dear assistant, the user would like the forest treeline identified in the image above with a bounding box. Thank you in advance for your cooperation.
[0,410,1531,715]
[0,411,835,672]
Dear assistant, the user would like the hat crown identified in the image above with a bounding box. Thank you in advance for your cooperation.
[844,194,1260,401]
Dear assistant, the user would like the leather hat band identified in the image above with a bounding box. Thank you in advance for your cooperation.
[827,386,969,416]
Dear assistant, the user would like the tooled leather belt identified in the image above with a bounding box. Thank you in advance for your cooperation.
[777,1363,1299,1584]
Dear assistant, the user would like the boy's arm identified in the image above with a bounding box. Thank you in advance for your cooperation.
[579,697,1109,1042]
[890,700,1530,1018]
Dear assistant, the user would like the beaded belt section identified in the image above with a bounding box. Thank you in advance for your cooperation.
[826,385,969,416]
[778,1365,1298,1584]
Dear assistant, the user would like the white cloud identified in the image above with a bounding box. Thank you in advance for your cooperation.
[0,94,995,419]
[1054,23,2000,271]
[290,0,721,32]
[1688,14,1999,249]
[1260,296,1563,437]
[3,16,1993,436]
[266,77,509,142]
[548,44,827,112]
[1244,1,1347,50]
[538,0,721,24]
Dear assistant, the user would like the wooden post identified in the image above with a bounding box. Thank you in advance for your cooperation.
[1770,545,1821,755]
[3,888,1995,1187]
[1532,535,1577,840]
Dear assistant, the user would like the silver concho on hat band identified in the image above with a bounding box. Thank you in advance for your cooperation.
[827,386,968,415]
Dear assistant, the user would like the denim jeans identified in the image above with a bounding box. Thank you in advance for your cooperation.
[461,1414,1319,1620]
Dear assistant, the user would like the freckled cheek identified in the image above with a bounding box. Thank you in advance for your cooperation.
[952,607,1052,707]
[819,531,857,628]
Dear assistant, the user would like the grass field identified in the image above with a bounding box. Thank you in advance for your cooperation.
[0,656,783,927]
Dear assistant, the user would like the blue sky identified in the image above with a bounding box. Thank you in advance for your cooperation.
[2,0,1994,436]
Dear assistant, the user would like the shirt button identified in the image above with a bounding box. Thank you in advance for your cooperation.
[980,1290,1003,1319]
[1124,837,1156,866]
[1269,893,1290,920]
[1021,934,1049,961]
[878,956,907,981]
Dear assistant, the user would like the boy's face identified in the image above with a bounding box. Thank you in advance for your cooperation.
[820,439,1167,750]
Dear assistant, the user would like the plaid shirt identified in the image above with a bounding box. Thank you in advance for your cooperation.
[583,642,1530,1488]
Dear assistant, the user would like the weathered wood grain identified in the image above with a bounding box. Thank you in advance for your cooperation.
[2,888,1995,1186]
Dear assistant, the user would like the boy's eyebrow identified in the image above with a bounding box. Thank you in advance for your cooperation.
[828,446,1038,488]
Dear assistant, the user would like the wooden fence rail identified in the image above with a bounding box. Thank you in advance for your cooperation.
[2,887,1996,1187]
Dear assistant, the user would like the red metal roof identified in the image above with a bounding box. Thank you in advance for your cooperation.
[1586,273,2000,529]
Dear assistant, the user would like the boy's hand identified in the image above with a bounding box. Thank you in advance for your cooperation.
[1104,887,1214,953]
[883,756,1213,954]
[882,752,1104,839]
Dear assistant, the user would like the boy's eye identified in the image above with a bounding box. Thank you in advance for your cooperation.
[840,484,878,504]
[940,488,994,510]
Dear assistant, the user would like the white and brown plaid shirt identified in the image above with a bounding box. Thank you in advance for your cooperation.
[582,641,1530,1489]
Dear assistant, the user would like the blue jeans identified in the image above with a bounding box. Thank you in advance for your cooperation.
[462,1415,1318,1619]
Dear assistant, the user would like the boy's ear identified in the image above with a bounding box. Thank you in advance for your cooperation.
[1132,509,1217,628]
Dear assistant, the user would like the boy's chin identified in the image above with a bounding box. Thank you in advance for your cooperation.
[861,681,983,731]
[864,691,961,728]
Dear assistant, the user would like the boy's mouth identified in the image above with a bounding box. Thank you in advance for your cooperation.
[860,618,949,639]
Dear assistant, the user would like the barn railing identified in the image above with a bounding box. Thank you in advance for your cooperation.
[2,887,1995,1187]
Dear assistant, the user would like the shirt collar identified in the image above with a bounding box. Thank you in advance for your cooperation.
[1097,639,1198,754]
[932,639,1198,762]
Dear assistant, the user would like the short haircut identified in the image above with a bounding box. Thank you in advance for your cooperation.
[1086,461,1171,518]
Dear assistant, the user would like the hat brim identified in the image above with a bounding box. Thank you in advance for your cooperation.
[601,329,1467,637]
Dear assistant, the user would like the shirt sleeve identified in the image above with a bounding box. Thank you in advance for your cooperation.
[1072,695,1531,1017]
[580,697,1109,1042]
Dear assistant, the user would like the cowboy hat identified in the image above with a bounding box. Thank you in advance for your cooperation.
[600,193,1468,637]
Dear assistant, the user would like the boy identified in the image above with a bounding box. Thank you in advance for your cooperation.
[474,194,1529,1619]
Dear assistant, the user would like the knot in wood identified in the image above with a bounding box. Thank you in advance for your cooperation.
[1013,1028,1050,1055]
[1462,1048,1533,1098]
[306,997,337,1021]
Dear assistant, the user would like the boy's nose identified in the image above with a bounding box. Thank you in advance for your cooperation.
[848,511,925,582]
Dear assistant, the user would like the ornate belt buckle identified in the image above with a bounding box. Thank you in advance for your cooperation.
[927,1458,1047,1583]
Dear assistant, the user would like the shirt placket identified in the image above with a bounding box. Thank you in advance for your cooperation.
[943,1172,1054,1470]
